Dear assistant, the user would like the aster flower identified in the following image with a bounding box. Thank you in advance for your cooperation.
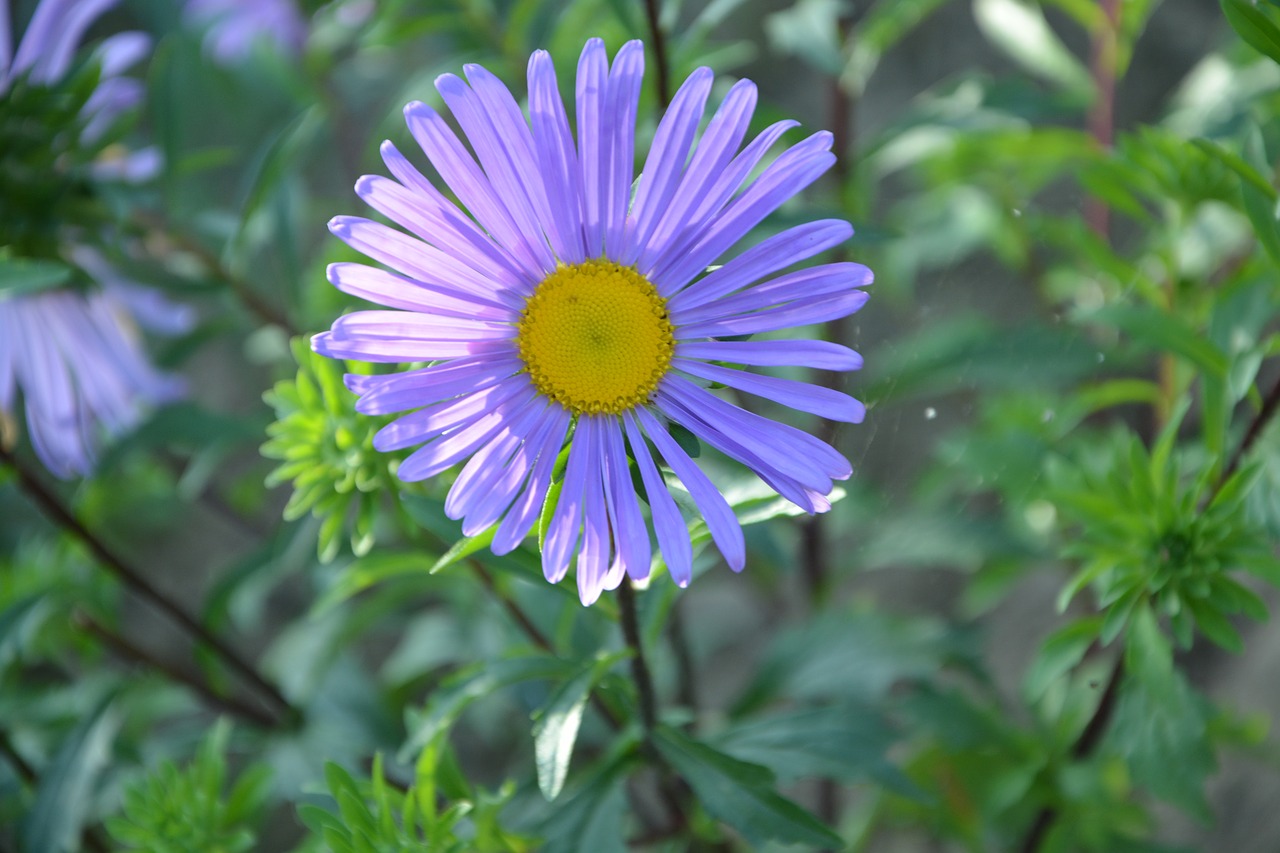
[1,0,190,477]
[185,0,307,63]
[314,39,871,604]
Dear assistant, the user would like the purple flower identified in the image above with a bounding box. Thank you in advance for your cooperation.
[0,282,187,479]
[185,0,306,63]
[315,39,871,604]
[1,1,190,476]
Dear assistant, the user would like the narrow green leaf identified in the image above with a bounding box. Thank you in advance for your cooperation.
[1023,616,1104,699]
[532,650,628,801]
[1088,304,1229,378]
[973,0,1093,96]
[22,695,119,853]
[1222,0,1280,65]
[1192,138,1277,200]
[0,256,74,300]
[430,525,496,574]
[653,725,843,848]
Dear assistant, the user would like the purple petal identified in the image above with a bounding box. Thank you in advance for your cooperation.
[543,414,594,583]
[620,67,714,265]
[396,389,538,482]
[635,406,745,571]
[676,290,870,339]
[528,50,587,263]
[668,220,853,313]
[575,38,608,258]
[600,41,644,257]
[457,405,564,535]
[622,412,692,586]
[312,330,512,363]
[638,79,758,272]
[601,416,651,581]
[675,339,863,371]
[404,100,548,279]
[652,132,836,293]
[492,406,572,554]
[575,418,613,605]
[373,379,531,452]
[327,262,514,321]
[353,356,523,415]
[673,262,871,326]
[675,359,865,423]
[435,71,557,273]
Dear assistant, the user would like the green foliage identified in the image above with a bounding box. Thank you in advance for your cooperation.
[262,339,403,561]
[1050,424,1279,649]
[106,721,271,853]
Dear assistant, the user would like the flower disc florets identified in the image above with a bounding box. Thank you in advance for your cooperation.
[517,260,673,415]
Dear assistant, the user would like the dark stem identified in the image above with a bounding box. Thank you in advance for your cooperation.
[1084,0,1120,239]
[466,557,625,729]
[668,598,698,727]
[1217,369,1280,495]
[1017,656,1123,853]
[618,579,658,732]
[74,611,279,728]
[0,446,295,719]
[642,0,672,108]
[133,211,299,335]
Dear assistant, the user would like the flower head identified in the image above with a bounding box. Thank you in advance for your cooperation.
[315,39,871,604]
[1,0,189,477]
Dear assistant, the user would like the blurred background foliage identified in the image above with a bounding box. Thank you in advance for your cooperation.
[4,0,1280,850]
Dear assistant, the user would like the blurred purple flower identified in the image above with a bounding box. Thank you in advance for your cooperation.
[1,0,191,476]
[186,0,306,63]
[315,39,871,604]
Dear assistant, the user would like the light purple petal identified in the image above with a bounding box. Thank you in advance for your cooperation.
[373,379,531,452]
[328,310,513,343]
[673,262,871,326]
[574,38,608,258]
[635,406,745,571]
[446,397,551,524]
[436,71,557,273]
[14,0,113,83]
[622,411,692,586]
[528,50,587,263]
[377,141,528,287]
[620,66,714,265]
[600,416,651,581]
[404,100,548,279]
[668,220,854,313]
[352,356,523,416]
[575,418,612,605]
[457,405,564,535]
[543,415,594,583]
[675,340,863,371]
[329,216,524,313]
[637,79,758,272]
[676,289,870,339]
[396,389,539,482]
[492,406,571,555]
[600,41,644,257]
[651,132,836,293]
[327,262,514,321]
[674,358,865,423]
[643,119,798,283]
[313,329,512,363]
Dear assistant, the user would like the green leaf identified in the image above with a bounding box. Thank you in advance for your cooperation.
[22,695,119,853]
[1241,179,1280,267]
[532,651,628,801]
[1191,138,1277,200]
[765,0,846,76]
[1222,0,1280,65]
[430,525,497,574]
[715,704,919,796]
[973,0,1093,97]
[1087,304,1229,378]
[0,255,74,300]
[398,654,575,764]
[0,593,48,670]
[1108,667,1215,819]
[538,750,635,853]
[311,552,431,615]
[653,725,843,848]
[1023,616,1103,699]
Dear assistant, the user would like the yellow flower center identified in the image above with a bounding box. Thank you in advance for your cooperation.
[517,259,674,415]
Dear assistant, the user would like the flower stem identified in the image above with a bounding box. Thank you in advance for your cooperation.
[618,578,658,732]
[1085,0,1120,240]
[0,445,296,722]
[73,610,279,728]
[642,0,672,108]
